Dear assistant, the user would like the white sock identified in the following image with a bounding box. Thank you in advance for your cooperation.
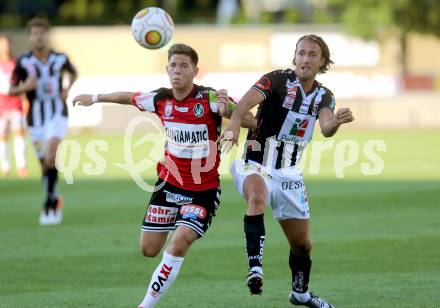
[140,251,184,308]
[13,136,26,169]
[293,290,311,302]
[0,140,10,173]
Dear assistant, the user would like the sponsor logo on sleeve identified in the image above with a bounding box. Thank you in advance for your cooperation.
[135,92,156,111]
[255,76,271,91]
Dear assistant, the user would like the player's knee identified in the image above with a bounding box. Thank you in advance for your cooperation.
[45,155,56,168]
[291,241,312,255]
[247,191,266,213]
[167,237,193,257]
[140,244,161,258]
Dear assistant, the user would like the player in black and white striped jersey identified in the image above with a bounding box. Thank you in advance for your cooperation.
[220,35,354,308]
[9,17,77,225]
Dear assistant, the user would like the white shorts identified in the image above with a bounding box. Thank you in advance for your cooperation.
[230,159,310,220]
[28,116,68,159]
[0,110,26,136]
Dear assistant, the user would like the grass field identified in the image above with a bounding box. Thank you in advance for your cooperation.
[1,129,439,307]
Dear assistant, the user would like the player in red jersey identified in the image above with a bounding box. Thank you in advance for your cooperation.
[0,35,27,177]
[73,43,256,307]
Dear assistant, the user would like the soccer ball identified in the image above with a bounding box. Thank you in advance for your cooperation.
[131,7,174,49]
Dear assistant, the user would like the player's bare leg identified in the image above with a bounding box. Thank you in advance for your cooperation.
[243,174,267,295]
[279,219,334,308]
[0,133,10,176]
[140,231,169,258]
[12,128,27,178]
[139,226,198,308]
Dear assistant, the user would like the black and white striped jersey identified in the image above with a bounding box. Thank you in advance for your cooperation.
[11,50,76,127]
[245,69,335,169]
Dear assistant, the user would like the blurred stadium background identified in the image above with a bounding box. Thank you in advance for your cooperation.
[1,0,439,307]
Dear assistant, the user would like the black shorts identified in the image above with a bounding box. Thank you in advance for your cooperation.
[141,180,221,237]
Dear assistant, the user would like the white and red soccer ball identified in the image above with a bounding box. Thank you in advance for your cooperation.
[131,7,174,49]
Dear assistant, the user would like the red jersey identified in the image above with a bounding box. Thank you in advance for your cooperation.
[0,59,22,114]
[131,84,223,191]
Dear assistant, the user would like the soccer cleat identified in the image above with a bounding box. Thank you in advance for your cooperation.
[289,291,335,308]
[52,196,63,224]
[39,196,63,226]
[246,267,263,295]
[39,209,50,225]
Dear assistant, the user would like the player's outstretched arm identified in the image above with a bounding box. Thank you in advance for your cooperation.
[73,92,136,106]
[215,90,257,129]
[319,107,354,137]
[217,88,263,153]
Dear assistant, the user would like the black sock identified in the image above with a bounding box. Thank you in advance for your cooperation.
[42,169,50,211]
[42,169,48,188]
[289,250,312,293]
[46,168,58,202]
[244,214,265,269]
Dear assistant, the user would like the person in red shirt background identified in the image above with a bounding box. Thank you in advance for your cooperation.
[0,35,28,178]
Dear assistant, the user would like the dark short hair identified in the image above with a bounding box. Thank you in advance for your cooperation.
[168,43,198,66]
[26,17,50,34]
[294,34,334,74]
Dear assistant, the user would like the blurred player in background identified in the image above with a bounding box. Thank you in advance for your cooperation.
[0,35,27,178]
[220,35,354,307]
[8,17,77,225]
[73,43,256,308]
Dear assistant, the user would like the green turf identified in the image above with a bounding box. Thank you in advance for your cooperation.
[0,129,439,307]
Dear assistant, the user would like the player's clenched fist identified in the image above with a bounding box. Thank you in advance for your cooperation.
[334,107,354,125]
[73,94,93,106]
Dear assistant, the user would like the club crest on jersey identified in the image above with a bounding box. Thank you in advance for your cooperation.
[164,101,173,119]
[193,103,204,117]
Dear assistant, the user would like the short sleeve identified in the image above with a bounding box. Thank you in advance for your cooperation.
[62,55,77,74]
[251,71,277,99]
[10,58,27,86]
[317,88,336,117]
[131,91,158,112]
